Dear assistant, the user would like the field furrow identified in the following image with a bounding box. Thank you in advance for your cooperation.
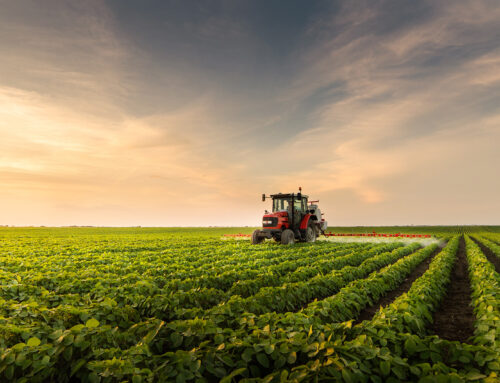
[430,236,475,342]
[354,243,442,323]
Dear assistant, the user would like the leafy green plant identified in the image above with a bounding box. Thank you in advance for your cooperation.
[0,228,499,382]
[464,236,500,350]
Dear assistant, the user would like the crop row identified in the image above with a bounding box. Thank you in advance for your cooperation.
[0,241,359,292]
[138,242,402,321]
[0,243,424,381]
[474,236,500,258]
[364,237,459,335]
[255,236,498,382]
[1,229,498,382]
[155,243,442,376]
[153,236,499,382]
[0,243,397,337]
[0,243,410,346]
[0,242,367,306]
[216,243,440,336]
[149,242,448,381]
[153,243,421,341]
[464,236,500,350]
[480,233,500,246]
[155,243,374,292]
[0,243,370,302]
[56,240,499,383]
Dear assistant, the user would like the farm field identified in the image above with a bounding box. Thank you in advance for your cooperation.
[0,227,499,382]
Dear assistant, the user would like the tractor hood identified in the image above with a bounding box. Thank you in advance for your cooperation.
[262,211,289,229]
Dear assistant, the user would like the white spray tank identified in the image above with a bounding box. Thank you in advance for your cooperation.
[308,203,328,232]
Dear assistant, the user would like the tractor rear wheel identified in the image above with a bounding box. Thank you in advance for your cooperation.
[251,230,264,245]
[281,229,295,245]
[305,221,316,243]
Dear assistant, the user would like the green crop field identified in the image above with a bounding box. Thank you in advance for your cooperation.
[0,227,499,382]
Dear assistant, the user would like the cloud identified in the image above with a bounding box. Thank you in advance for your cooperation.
[0,2,256,225]
[250,0,500,223]
[0,0,499,225]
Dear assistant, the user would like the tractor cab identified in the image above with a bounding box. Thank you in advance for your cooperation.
[252,188,328,245]
[272,194,308,214]
[269,193,308,228]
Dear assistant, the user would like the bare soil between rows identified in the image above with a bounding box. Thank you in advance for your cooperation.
[430,236,475,343]
[471,237,500,273]
[354,245,442,324]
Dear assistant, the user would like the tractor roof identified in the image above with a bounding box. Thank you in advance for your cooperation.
[270,193,309,199]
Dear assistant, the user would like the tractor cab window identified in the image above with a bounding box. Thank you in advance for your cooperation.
[294,197,308,212]
[294,198,302,211]
[273,198,290,212]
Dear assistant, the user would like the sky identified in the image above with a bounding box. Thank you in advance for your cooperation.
[1,0,499,227]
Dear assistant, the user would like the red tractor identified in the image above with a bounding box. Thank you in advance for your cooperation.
[252,188,328,245]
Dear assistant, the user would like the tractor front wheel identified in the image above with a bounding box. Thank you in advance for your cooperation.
[251,230,264,245]
[281,229,295,245]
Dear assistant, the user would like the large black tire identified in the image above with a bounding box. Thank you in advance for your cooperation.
[251,230,264,245]
[305,221,316,243]
[281,229,295,245]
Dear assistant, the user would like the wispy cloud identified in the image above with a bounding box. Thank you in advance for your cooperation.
[249,1,500,223]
